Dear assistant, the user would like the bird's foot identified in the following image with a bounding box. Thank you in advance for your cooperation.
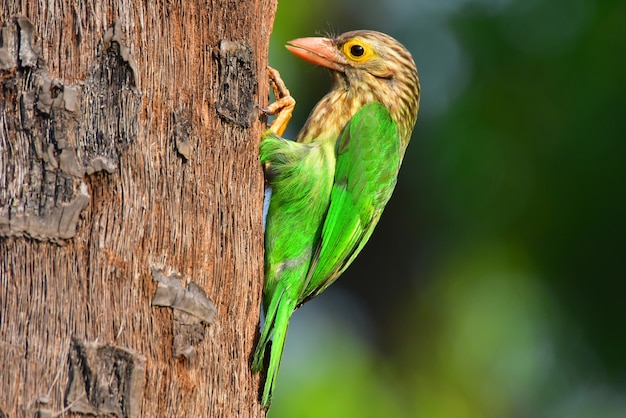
[261,66,295,137]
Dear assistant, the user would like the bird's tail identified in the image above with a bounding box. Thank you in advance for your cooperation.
[252,284,296,408]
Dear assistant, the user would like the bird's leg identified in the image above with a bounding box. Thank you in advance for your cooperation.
[263,66,295,137]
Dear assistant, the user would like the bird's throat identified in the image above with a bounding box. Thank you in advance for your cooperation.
[296,88,372,144]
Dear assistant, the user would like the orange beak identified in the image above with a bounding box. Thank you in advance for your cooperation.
[286,37,347,72]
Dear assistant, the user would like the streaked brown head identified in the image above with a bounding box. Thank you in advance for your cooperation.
[287,30,420,151]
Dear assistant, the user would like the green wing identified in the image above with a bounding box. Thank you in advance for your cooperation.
[299,101,401,304]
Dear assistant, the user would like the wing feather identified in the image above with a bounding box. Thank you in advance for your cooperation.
[299,102,401,304]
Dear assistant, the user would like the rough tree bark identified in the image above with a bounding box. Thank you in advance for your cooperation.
[0,0,276,416]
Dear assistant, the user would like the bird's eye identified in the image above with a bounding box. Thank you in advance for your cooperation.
[350,44,365,57]
[343,39,375,62]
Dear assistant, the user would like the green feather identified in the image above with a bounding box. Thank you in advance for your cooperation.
[253,102,401,407]
[300,101,400,303]
[253,128,336,407]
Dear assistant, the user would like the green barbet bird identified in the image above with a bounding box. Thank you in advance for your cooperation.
[253,30,420,408]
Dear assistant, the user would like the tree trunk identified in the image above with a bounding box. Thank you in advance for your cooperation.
[0,0,275,416]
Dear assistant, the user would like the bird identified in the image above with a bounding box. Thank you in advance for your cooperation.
[253,30,420,408]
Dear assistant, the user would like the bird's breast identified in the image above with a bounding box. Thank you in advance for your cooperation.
[296,90,371,144]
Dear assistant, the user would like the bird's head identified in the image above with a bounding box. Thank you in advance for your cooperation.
[287,30,420,149]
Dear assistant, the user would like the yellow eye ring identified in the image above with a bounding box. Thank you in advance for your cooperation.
[343,39,376,62]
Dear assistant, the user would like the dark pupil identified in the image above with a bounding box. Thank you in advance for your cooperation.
[350,44,365,57]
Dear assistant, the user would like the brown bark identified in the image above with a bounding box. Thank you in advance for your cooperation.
[0,0,276,416]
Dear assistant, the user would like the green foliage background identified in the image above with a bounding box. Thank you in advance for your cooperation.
[267,1,626,416]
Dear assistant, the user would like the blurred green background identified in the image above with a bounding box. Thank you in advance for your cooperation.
[266,0,626,416]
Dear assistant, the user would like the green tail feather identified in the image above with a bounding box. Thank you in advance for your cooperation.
[253,283,298,408]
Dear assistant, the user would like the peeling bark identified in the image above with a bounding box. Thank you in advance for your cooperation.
[0,17,139,242]
[0,0,275,416]
[66,339,146,418]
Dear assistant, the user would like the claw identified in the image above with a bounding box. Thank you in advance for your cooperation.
[268,66,290,99]
[264,66,295,136]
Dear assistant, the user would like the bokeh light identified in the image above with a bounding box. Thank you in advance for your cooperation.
[266,1,626,416]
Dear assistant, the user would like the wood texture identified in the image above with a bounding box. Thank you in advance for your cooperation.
[0,0,276,416]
